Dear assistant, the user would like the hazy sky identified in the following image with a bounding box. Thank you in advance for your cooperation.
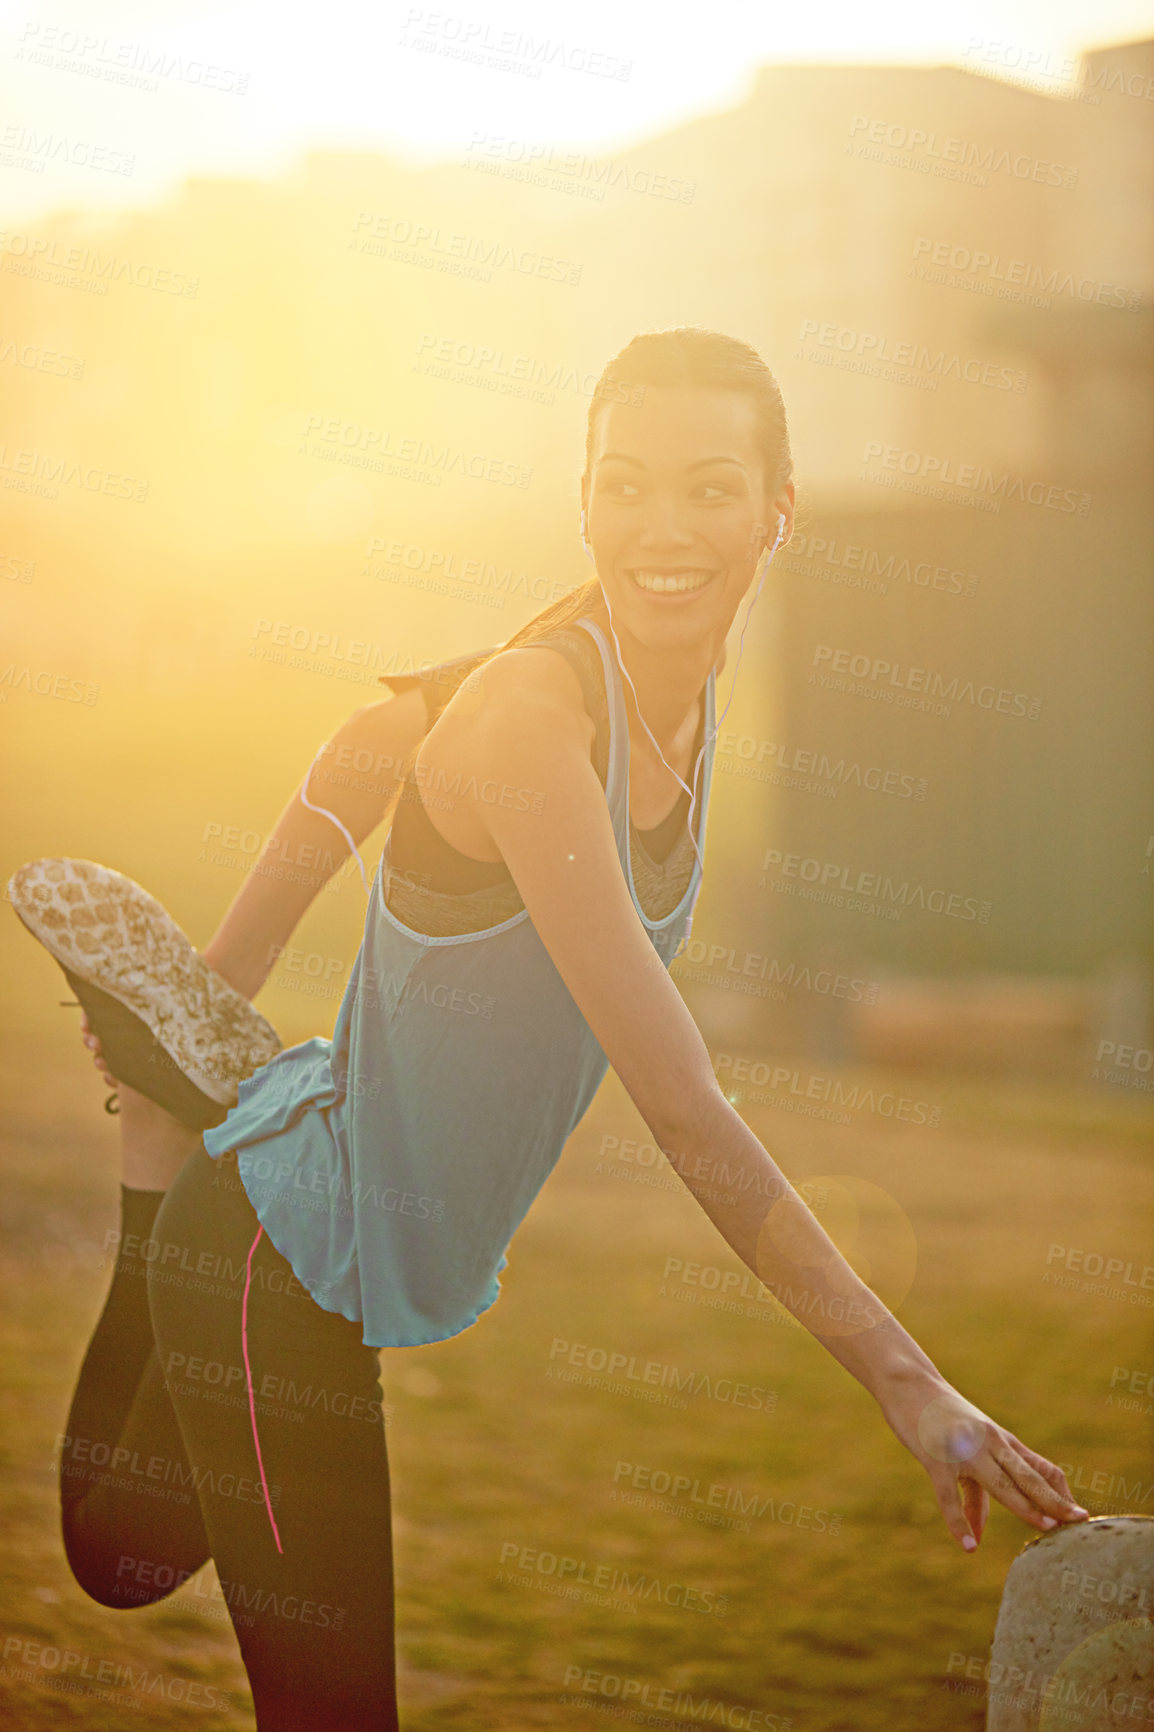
[2,0,1153,221]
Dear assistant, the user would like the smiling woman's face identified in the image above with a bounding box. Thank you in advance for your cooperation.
[581,385,792,655]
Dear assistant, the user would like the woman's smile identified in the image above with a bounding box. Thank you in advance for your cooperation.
[626,566,718,596]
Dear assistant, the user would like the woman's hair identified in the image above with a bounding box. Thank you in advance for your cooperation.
[373,329,793,831]
[488,326,794,658]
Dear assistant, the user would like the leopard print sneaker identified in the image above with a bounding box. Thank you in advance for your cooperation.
[8,858,282,1109]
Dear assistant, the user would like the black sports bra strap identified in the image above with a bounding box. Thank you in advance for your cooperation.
[387,624,612,895]
[530,626,611,792]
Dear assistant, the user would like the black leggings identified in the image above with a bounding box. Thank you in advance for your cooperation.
[60,1140,400,1730]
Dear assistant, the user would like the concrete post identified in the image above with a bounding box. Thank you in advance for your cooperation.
[986,1516,1153,1730]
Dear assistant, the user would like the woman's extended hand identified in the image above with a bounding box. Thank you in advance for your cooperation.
[881,1375,1089,1549]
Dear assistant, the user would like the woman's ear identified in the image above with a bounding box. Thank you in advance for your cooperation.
[777,481,797,543]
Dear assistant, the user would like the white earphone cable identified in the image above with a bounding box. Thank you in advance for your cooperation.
[299,743,372,896]
[582,511,786,880]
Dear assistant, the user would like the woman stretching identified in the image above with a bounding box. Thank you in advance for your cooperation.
[11,329,1087,1729]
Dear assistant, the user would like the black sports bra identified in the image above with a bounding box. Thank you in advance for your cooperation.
[386,627,695,894]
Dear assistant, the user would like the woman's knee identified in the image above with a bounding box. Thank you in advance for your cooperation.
[62,1522,195,1609]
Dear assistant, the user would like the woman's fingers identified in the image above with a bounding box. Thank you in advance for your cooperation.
[930,1465,981,1551]
[79,1012,117,1085]
[1002,1436,1080,1507]
[909,1392,1089,1546]
[978,1441,1085,1531]
[998,1439,1086,1519]
[934,1448,1062,1548]
[926,1428,1088,1548]
[959,1474,989,1546]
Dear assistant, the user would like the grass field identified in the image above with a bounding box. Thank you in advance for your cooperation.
[1,697,1151,1730]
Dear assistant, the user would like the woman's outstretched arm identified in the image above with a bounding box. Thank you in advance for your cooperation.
[441,646,1088,1552]
[199,688,428,996]
[83,689,429,1085]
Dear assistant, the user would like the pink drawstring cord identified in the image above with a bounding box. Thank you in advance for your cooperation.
[242,1223,284,1553]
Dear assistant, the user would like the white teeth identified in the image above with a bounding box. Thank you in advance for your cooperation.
[630,569,712,594]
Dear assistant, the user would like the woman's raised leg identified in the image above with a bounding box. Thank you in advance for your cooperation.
[59,1087,211,1605]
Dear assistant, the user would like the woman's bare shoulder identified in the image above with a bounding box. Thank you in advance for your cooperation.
[438,638,595,746]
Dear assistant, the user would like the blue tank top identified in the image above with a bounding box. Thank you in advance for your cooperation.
[202,618,717,1348]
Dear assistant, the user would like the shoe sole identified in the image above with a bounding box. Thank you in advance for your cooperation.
[60,969,232,1131]
[8,858,282,1106]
